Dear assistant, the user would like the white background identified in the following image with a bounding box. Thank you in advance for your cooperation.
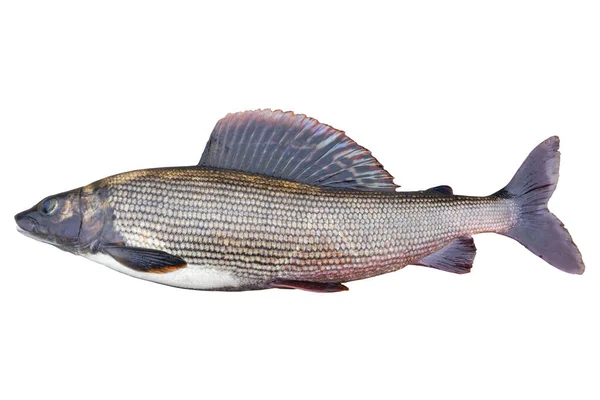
[1,1,598,399]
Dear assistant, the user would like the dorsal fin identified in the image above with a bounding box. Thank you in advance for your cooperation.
[198,110,398,191]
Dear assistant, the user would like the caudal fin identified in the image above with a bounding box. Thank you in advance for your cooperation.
[498,136,585,274]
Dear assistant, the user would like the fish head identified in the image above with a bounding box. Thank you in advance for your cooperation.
[16,179,122,255]
[15,188,83,253]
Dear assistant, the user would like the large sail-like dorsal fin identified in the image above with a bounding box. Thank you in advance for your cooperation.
[198,109,398,191]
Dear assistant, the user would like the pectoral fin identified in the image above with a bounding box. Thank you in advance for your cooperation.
[102,245,187,274]
[270,279,349,293]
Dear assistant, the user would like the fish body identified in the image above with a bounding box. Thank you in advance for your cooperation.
[15,110,585,292]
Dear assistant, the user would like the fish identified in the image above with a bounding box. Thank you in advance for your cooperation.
[15,109,585,292]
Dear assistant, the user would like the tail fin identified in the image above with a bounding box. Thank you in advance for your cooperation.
[498,136,585,274]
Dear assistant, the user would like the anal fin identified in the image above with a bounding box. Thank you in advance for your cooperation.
[270,279,349,293]
[416,237,476,274]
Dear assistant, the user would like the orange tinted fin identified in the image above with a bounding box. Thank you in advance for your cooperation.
[102,245,187,274]
[270,279,349,293]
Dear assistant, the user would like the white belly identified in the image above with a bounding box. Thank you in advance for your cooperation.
[84,253,244,290]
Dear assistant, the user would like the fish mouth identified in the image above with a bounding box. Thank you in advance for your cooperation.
[16,224,65,250]
[16,223,48,243]
[16,225,39,240]
[15,212,38,232]
[15,212,79,252]
[15,213,51,244]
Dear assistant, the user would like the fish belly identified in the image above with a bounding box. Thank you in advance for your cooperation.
[85,253,247,290]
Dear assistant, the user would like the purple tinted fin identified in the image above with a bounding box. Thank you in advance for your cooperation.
[416,237,476,274]
[198,110,398,192]
[270,279,349,293]
[497,136,584,274]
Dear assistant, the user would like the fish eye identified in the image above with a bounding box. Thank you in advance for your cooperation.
[40,198,59,215]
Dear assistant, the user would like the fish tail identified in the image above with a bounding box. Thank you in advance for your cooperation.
[496,136,584,274]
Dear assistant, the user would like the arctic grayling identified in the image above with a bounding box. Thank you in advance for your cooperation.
[15,110,585,292]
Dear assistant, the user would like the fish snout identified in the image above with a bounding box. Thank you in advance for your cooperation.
[15,210,38,233]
